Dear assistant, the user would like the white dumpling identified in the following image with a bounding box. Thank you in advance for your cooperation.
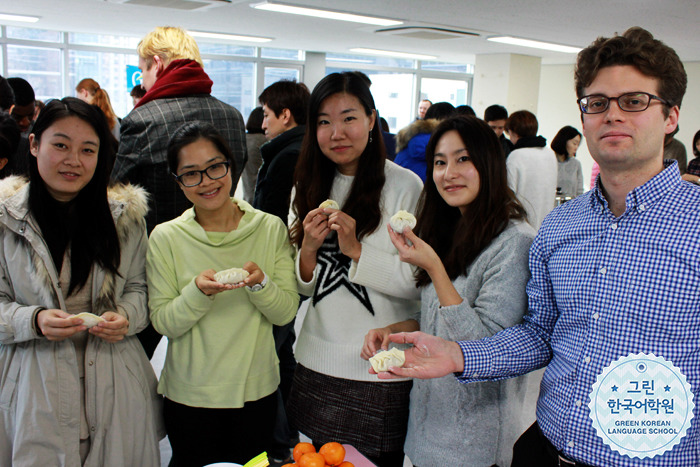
[319,199,339,210]
[369,347,406,373]
[389,210,417,233]
[214,267,250,285]
[74,312,105,329]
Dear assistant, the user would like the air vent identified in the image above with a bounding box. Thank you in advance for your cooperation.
[107,0,231,11]
[375,26,480,40]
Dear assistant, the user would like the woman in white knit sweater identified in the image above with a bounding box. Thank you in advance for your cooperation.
[287,72,423,467]
[364,115,537,466]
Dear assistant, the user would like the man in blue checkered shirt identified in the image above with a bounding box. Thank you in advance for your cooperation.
[377,27,700,467]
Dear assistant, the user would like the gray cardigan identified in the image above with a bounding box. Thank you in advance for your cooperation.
[404,220,539,467]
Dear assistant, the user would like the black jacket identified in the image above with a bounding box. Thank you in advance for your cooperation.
[253,125,305,225]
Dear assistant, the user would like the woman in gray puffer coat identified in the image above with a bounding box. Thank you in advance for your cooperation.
[0,98,164,467]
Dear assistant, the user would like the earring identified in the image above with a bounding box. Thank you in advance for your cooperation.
[369,130,373,143]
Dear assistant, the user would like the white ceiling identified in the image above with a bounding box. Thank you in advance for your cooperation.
[5,0,700,65]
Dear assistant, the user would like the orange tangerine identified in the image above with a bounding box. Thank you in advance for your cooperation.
[292,442,316,463]
[297,452,326,467]
[319,442,345,466]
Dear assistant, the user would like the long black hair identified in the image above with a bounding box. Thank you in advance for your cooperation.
[290,72,385,247]
[28,97,119,295]
[414,115,526,287]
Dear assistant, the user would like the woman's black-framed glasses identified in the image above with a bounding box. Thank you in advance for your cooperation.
[578,92,671,114]
[173,161,230,187]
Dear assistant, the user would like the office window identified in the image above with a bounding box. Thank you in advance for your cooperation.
[6,45,62,101]
[327,53,415,69]
[261,48,303,60]
[69,33,140,49]
[204,60,255,118]
[6,27,61,42]
[69,50,139,118]
[263,67,301,89]
[420,77,469,107]
[198,43,255,57]
[326,68,414,133]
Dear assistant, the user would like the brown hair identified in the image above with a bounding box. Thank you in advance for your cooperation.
[505,110,538,138]
[76,78,118,130]
[415,115,526,287]
[574,27,687,117]
[258,80,310,125]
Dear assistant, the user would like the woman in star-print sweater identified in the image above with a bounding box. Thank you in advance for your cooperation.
[287,72,423,467]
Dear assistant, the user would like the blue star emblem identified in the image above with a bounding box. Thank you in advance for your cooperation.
[611,385,618,392]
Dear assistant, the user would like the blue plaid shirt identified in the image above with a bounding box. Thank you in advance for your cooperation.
[457,162,700,466]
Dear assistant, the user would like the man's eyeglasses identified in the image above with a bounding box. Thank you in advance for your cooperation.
[173,161,230,187]
[578,92,671,114]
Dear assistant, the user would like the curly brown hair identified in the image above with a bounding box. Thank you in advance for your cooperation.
[574,27,687,117]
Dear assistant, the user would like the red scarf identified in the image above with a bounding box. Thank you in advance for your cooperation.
[135,59,213,109]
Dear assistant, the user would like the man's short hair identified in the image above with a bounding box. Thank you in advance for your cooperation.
[574,27,687,116]
[484,104,508,122]
[7,78,34,107]
[505,110,538,138]
[0,76,14,112]
[420,99,432,105]
[258,80,310,125]
[137,26,203,69]
[130,85,146,99]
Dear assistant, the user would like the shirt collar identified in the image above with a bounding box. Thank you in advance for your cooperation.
[590,160,681,216]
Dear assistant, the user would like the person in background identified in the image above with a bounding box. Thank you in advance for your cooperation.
[76,78,121,141]
[7,78,36,176]
[0,97,163,466]
[241,106,265,203]
[550,126,584,197]
[380,116,396,161]
[681,129,700,184]
[147,121,298,466]
[364,115,537,466]
[287,72,423,467]
[130,84,146,107]
[484,104,514,158]
[395,102,455,182]
[455,104,476,116]
[0,113,20,177]
[33,99,44,122]
[0,76,14,113]
[112,26,247,359]
[417,99,431,120]
[663,125,687,174]
[505,110,558,230]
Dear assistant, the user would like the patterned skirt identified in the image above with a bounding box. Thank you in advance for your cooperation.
[287,364,412,457]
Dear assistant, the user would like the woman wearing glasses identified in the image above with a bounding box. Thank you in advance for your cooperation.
[146,121,299,466]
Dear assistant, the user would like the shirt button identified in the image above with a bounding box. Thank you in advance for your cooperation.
[639,203,646,211]
[90,426,96,432]
[576,400,582,407]
[599,267,607,275]
[88,361,94,366]
[593,312,600,320]
[568,441,575,448]
[610,223,618,230]
[472,373,479,378]
[584,356,591,363]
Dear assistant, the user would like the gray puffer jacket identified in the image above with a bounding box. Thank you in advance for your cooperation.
[0,176,164,467]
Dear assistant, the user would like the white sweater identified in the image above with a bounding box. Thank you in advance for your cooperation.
[506,146,558,230]
[294,161,423,382]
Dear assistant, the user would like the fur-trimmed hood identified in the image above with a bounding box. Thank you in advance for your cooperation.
[0,175,149,234]
[396,118,440,153]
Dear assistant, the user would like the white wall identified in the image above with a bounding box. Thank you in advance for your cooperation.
[537,61,700,191]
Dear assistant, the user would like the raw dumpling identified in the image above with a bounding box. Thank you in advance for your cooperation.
[369,347,406,373]
[214,267,250,285]
[389,210,417,233]
[319,199,339,210]
[74,312,105,328]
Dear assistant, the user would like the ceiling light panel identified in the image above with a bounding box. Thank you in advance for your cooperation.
[350,48,436,60]
[251,2,402,26]
[487,36,581,53]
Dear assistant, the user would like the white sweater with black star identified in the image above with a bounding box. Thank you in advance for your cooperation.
[294,161,423,382]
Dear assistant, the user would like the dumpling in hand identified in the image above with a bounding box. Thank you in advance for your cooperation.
[74,312,105,328]
[369,347,406,373]
[319,199,339,210]
[390,210,417,233]
[214,267,250,285]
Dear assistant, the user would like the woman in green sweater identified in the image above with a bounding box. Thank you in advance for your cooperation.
[146,121,299,466]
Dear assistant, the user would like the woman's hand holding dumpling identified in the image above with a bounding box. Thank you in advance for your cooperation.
[301,207,331,255]
[196,269,239,296]
[36,308,86,341]
[387,224,440,272]
[328,210,362,261]
[89,311,129,342]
